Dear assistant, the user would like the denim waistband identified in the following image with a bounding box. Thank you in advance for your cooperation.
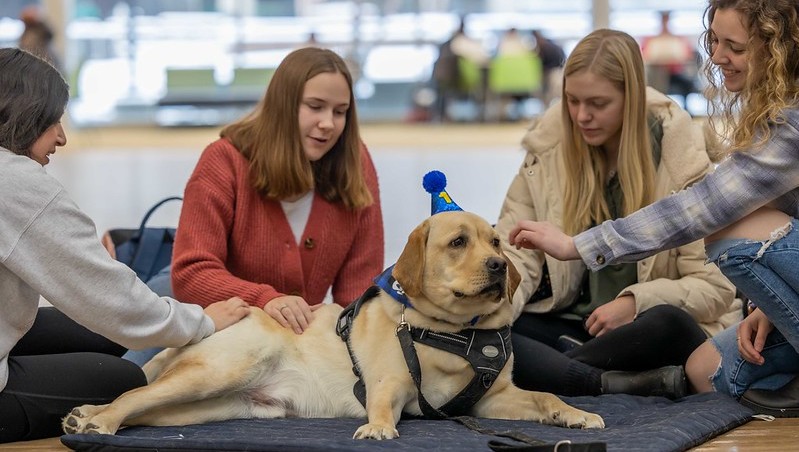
[705,238,755,263]
[704,218,799,263]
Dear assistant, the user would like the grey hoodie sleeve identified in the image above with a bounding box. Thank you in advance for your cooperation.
[6,190,215,350]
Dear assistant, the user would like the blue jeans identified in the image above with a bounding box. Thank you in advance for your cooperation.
[122,265,171,367]
[705,219,799,398]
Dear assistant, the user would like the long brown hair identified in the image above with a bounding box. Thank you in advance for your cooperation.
[221,47,372,209]
[702,0,799,153]
[560,29,654,235]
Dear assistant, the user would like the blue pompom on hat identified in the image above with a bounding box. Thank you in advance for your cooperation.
[423,170,463,215]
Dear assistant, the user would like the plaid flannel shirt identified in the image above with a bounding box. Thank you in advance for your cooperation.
[576,106,799,271]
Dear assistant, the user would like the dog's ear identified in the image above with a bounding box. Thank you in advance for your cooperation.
[502,252,521,303]
[392,219,429,298]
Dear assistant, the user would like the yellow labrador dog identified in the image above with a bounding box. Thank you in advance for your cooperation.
[63,211,604,439]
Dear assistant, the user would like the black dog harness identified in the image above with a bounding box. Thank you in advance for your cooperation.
[335,267,512,418]
[335,268,607,452]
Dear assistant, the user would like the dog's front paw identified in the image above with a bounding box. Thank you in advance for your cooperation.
[353,423,399,440]
[554,409,605,429]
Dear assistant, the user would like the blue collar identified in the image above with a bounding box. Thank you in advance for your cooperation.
[373,265,412,307]
[373,265,479,326]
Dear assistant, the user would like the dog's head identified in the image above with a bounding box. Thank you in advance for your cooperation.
[392,211,521,328]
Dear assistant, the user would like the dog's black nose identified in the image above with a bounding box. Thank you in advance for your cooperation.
[486,257,507,275]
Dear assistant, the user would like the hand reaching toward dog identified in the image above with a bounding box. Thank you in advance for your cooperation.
[204,296,251,332]
[737,308,773,365]
[508,220,580,261]
[266,295,324,334]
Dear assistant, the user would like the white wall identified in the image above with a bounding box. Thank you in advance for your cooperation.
[46,145,524,267]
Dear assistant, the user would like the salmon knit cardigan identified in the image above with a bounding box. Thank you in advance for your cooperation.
[172,138,384,308]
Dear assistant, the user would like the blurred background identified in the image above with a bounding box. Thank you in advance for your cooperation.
[2,0,711,265]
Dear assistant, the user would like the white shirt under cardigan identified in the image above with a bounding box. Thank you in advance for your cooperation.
[0,148,215,393]
[280,192,334,304]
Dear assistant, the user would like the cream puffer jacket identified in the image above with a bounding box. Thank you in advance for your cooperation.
[496,87,741,337]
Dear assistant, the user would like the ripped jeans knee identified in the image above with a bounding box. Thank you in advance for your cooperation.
[710,324,799,398]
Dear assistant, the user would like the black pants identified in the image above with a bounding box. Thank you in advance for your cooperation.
[511,304,707,396]
[0,307,146,443]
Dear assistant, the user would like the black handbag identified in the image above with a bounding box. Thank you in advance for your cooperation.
[108,196,182,283]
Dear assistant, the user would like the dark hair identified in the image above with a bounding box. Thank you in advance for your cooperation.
[0,47,68,156]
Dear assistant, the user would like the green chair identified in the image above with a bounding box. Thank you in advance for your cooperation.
[488,54,543,97]
[165,68,216,91]
[231,67,275,89]
[160,68,218,106]
[457,57,483,95]
[487,54,544,120]
[228,67,276,102]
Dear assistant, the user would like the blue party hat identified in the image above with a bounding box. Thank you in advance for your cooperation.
[423,170,463,215]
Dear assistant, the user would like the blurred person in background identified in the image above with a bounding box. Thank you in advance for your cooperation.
[17,5,62,74]
[641,11,699,108]
[531,29,566,105]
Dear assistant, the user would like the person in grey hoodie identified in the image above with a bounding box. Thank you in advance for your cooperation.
[0,47,251,443]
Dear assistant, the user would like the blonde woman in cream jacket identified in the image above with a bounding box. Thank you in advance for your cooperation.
[495,29,740,399]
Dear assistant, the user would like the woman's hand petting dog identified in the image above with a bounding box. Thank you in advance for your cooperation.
[508,220,580,261]
[203,296,251,332]
[266,295,323,334]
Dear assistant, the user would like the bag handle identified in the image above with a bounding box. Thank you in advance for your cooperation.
[136,196,183,235]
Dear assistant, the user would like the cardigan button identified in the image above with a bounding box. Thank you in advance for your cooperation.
[304,238,315,249]
[595,255,605,265]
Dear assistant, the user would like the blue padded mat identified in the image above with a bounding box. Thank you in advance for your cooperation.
[61,392,752,452]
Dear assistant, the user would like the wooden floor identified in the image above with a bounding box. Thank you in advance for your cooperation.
[2,417,798,451]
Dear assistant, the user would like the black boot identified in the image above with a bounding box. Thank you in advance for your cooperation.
[601,365,688,399]
[740,375,799,417]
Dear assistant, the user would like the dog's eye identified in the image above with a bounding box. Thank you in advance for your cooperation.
[450,236,466,247]
[492,238,500,248]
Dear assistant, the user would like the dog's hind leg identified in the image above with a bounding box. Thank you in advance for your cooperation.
[62,404,108,434]
[125,393,259,427]
[65,359,259,435]
[141,348,180,382]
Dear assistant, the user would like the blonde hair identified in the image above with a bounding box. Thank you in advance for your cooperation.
[560,29,655,235]
[702,0,799,153]
[221,47,372,209]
